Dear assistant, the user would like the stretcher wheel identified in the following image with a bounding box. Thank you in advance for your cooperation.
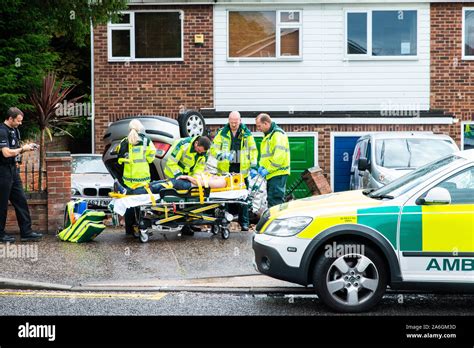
[221,228,230,240]
[139,229,149,243]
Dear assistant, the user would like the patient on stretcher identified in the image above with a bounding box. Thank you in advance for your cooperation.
[114,173,227,196]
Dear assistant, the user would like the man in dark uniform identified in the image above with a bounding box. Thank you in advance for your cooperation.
[0,107,43,243]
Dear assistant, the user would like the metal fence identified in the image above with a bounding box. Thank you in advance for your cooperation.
[19,153,46,193]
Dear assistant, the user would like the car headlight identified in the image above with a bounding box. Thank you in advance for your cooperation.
[263,216,313,237]
[71,188,80,196]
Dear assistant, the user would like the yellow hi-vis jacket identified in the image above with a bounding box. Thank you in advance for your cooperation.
[210,124,258,178]
[259,122,290,180]
[117,134,156,188]
[164,136,207,179]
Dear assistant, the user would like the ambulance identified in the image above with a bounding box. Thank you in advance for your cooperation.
[253,150,474,312]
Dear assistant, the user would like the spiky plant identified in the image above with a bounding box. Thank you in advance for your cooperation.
[28,72,84,190]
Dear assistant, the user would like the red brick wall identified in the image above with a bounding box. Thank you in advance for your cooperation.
[93,5,214,153]
[431,3,474,144]
[46,153,72,233]
[6,198,48,234]
[7,152,72,234]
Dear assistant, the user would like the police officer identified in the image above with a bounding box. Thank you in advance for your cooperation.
[251,113,290,208]
[163,136,211,179]
[210,111,258,231]
[0,107,43,243]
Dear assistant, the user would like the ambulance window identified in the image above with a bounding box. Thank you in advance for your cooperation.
[435,166,474,204]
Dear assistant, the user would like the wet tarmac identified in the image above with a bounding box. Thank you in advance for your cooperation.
[0,226,257,286]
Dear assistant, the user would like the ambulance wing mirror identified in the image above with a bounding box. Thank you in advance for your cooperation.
[417,187,451,205]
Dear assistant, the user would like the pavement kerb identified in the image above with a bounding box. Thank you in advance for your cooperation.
[0,278,72,291]
[0,275,313,294]
[71,286,314,294]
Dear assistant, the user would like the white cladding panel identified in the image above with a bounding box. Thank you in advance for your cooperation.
[214,3,430,112]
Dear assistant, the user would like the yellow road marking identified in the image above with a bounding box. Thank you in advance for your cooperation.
[0,291,166,301]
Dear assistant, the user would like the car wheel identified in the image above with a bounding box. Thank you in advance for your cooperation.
[313,242,387,313]
[178,110,206,138]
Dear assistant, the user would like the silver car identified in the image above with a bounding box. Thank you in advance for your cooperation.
[102,112,206,182]
[71,154,114,209]
[350,132,459,190]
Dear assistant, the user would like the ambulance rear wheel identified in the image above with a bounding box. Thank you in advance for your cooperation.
[313,242,387,313]
[221,228,230,240]
[139,229,149,243]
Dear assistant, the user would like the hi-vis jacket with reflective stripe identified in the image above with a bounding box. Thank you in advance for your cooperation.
[117,134,156,188]
[259,122,290,180]
[210,123,258,178]
[164,136,207,179]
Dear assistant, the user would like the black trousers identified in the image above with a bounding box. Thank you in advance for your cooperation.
[0,164,32,237]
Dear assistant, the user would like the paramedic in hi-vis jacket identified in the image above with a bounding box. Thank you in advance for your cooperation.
[116,119,156,235]
[163,136,211,179]
[251,113,290,208]
[210,111,258,231]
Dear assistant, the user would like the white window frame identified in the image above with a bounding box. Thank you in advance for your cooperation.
[108,10,184,62]
[226,9,303,62]
[344,9,419,61]
[462,7,474,60]
[344,10,370,58]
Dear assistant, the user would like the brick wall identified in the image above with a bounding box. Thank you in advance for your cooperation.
[6,196,48,234]
[46,152,72,233]
[6,152,72,235]
[431,3,474,144]
[93,5,213,154]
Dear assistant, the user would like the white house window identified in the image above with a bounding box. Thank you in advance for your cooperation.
[111,30,131,57]
[108,11,183,61]
[228,10,302,60]
[463,8,474,59]
[347,12,368,54]
[346,10,417,58]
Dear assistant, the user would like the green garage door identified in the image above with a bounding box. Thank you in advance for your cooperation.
[254,135,315,199]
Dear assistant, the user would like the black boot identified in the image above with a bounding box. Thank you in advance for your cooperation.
[20,232,43,242]
[0,234,15,243]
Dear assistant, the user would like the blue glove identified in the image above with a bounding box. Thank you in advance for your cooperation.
[221,152,235,161]
[249,168,258,179]
[258,167,269,177]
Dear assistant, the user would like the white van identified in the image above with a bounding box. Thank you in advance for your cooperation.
[350,132,459,190]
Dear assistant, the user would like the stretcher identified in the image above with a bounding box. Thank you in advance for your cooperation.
[109,174,264,243]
